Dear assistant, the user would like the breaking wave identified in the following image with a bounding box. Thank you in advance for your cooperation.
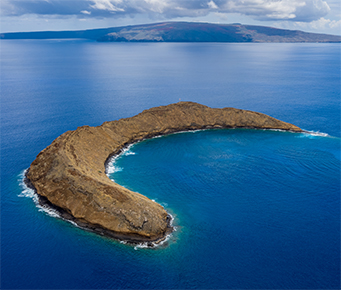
[134,213,176,250]
[19,168,175,249]
[106,144,136,177]
[304,130,330,137]
[18,169,62,219]
[106,165,123,175]
[297,130,331,139]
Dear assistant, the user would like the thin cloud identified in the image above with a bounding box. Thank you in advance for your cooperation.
[90,0,125,12]
[271,16,340,36]
[81,10,91,15]
[1,0,332,22]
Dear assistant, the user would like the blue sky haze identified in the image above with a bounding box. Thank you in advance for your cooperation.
[1,0,340,35]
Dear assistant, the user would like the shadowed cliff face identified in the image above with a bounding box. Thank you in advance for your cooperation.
[26,102,302,243]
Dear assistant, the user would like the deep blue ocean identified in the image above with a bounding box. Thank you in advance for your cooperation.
[1,40,340,289]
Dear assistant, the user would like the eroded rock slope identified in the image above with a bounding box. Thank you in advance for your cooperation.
[26,102,302,243]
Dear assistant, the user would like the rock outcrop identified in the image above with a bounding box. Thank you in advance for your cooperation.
[26,102,302,243]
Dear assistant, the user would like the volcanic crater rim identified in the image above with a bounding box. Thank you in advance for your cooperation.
[25,102,302,245]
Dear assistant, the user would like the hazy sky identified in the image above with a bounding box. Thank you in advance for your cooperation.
[1,0,340,35]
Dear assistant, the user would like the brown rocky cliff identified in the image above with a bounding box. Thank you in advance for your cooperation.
[26,102,302,243]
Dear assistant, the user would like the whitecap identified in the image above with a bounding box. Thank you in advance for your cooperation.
[105,144,137,177]
[37,206,61,218]
[19,169,176,248]
[151,135,163,139]
[106,164,123,175]
[133,233,173,250]
[267,128,290,133]
[121,144,136,156]
[18,169,62,219]
[173,129,208,135]
[134,242,150,250]
[18,170,95,228]
[133,213,176,250]
[304,130,329,137]
[18,170,37,201]
[67,220,81,228]
[189,129,208,133]
[296,130,330,139]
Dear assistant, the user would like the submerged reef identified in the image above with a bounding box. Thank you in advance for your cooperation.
[25,102,302,244]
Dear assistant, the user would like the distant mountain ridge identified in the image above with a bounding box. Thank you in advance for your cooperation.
[1,22,340,43]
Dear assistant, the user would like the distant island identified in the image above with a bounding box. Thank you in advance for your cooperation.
[2,22,341,43]
[25,102,302,245]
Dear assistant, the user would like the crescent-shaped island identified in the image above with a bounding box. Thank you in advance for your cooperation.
[25,102,302,245]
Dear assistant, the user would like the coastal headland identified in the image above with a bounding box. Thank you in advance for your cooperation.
[2,22,341,43]
[25,102,302,244]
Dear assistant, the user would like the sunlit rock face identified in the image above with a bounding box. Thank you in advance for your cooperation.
[26,102,302,243]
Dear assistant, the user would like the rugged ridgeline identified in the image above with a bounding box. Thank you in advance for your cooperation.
[2,22,341,43]
[26,102,302,244]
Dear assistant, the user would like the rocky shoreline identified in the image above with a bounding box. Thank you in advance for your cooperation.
[24,171,174,246]
[25,102,302,244]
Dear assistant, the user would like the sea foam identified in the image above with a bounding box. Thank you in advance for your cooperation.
[106,144,136,177]
[305,130,329,137]
[134,212,176,250]
[18,170,82,227]
[19,154,175,249]
[18,169,62,219]
[297,130,330,139]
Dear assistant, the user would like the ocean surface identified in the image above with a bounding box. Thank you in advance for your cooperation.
[1,40,340,289]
